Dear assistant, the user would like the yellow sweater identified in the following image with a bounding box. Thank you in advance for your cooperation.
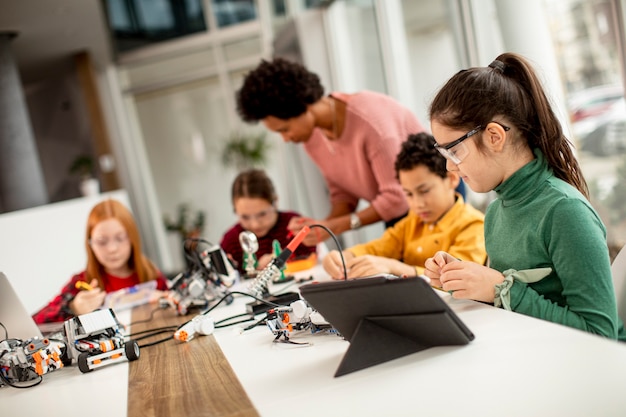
[349,195,486,275]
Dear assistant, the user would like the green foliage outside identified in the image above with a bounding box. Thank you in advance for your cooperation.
[221,131,270,171]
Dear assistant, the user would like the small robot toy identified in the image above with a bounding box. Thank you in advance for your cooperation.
[167,239,237,315]
[63,308,139,373]
[266,299,335,343]
[0,337,67,387]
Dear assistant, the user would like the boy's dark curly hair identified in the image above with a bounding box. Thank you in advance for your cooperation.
[395,132,448,178]
[236,57,325,122]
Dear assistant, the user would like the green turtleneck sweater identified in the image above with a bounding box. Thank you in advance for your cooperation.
[486,149,626,341]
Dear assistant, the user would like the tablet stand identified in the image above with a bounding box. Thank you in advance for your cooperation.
[334,311,470,377]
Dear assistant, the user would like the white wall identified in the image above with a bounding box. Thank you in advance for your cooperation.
[0,190,129,314]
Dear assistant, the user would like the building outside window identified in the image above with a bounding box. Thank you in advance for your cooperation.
[104,0,207,53]
[545,0,626,254]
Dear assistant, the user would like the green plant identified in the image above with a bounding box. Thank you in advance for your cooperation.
[163,203,206,238]
[221,131,270,170]
[69,154,95,179]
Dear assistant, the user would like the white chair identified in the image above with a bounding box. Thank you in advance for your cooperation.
[610,245,626,325]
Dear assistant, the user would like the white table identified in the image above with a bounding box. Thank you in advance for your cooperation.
[4,267,626,417]
[212,267,626,417]
[1,310,131,415]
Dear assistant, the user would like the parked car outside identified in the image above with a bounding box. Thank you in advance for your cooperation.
[568,84,625,156]
[579,98,626,156]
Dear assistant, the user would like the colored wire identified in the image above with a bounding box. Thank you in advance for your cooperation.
[309,223,348,280]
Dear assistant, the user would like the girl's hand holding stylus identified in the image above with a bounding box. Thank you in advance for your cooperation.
[70,278,105,315]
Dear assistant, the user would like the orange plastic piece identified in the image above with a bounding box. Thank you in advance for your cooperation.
[285,253,317,274]
[100,340,115,352]
[33,351,44,375]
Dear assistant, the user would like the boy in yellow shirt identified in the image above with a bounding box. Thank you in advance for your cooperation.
[323,132,486,279]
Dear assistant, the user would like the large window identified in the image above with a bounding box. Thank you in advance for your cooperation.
[212,0,257,27]
[545,0,626,254]
[104,0,208,53]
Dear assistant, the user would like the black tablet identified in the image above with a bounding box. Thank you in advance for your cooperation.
[299,275,474,376]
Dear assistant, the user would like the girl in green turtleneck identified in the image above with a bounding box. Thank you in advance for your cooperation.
[425,52,626,342]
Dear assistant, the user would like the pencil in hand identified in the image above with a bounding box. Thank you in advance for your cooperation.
[75,281,94,291]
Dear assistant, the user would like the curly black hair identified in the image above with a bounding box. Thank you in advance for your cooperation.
[394,132,448,179]
[236,57,325,122]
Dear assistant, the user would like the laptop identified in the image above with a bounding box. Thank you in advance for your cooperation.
[0,272,45,341]
[299,275,475,376]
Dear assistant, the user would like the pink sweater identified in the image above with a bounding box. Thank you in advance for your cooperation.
[304,91,425,221]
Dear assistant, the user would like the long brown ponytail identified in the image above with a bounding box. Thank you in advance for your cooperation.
[429,52,589,198]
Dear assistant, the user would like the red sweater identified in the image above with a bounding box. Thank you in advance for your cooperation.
[32,270,168,324]
[220,211,316,273]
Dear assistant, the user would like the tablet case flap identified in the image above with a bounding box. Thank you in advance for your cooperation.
[334,312,470,377]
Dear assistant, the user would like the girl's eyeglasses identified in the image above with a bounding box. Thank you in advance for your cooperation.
[237,207,276,223]
[433,123,510,164]
[89,234,129,248]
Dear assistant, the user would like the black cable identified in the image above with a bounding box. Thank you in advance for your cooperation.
[128,326,178,339]
[242,314,269,331]
[0,370,42,389]
[215,318,256,329]
[127,305,168,327]
[215,313,252,326]
[172,290,277,332]
[138,336,173,348]
[203,291,282,316]
[0,321,7,340]
[134,328,178,342]
[135,291,268,340]
[0,349,43,389]
[309,223,348,280]
[173,290,279,333]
